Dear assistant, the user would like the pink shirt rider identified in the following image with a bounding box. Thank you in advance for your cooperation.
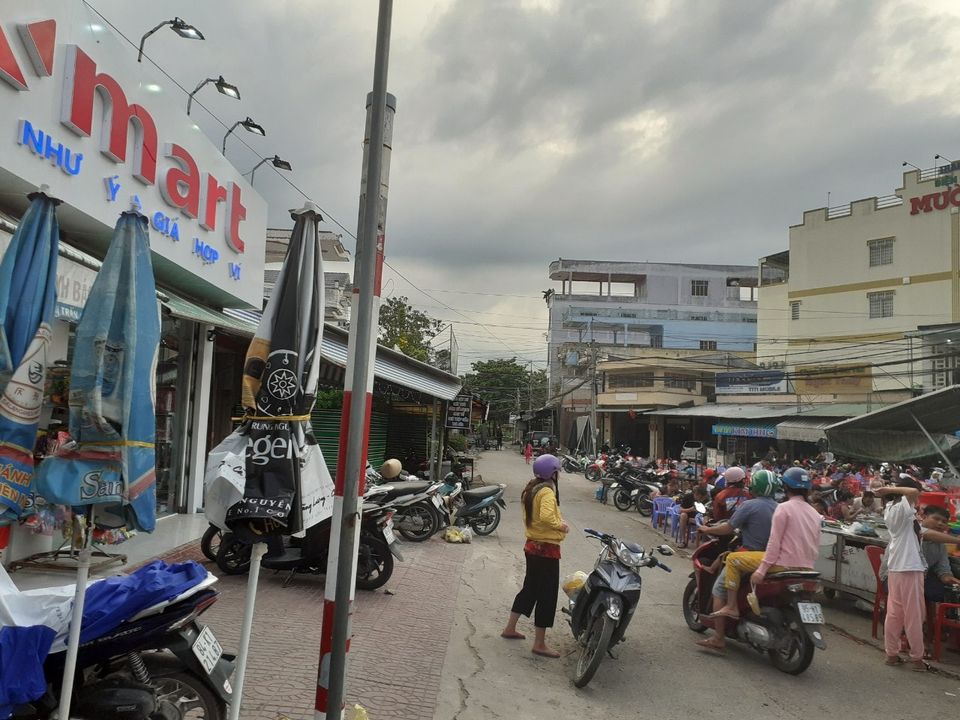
[757,495,822,577]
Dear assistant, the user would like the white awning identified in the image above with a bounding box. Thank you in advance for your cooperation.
[776,418,833,443]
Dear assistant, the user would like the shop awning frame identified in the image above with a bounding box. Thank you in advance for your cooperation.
[824,385,960,468]
[776,418,834,444]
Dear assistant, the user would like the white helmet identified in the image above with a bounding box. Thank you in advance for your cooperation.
[380,459,402,479]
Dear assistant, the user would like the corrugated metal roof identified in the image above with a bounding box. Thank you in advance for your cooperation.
[648,402,886,420]
[221,308,461,401]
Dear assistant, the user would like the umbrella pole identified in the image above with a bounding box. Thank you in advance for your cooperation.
[909,412,960,479]
[228,541,267,720]
[57,509,94,720]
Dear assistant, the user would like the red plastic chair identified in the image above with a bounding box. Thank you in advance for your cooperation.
[865,545,886,639]
[932,602,960,662]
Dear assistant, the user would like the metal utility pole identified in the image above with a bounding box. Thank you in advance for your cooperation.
[316,1,393,717]
[527,359,534,413]
[590,343,598,455]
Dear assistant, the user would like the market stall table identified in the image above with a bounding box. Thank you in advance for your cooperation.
[815,522,889,603]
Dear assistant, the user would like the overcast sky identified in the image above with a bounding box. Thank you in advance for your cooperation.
[91,0,960,370]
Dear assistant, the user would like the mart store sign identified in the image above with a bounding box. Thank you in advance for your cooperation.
[0,2,266,308]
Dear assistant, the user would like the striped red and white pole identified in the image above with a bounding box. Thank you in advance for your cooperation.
[316,5,394,714]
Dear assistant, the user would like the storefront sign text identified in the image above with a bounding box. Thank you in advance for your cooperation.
[17,119,81,175]
[910,186,960,215]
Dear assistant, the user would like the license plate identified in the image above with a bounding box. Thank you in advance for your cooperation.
[797,602,824,624]
[431,494,443,509]
[383,520,397,544]
[191,625,223,675]
[610,483,619,489]
[630,489,639,497]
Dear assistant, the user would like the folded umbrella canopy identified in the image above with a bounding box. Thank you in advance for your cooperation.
[34,210,161,531]
[0,191,60,522]
[224,204,333,539]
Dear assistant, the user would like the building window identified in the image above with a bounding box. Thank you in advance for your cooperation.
[868,290,894,318]
[691,279,709,297]
[868,237,894,267]
[790,301,800,321]
[690,314,709,321]
[699,340,717,350]
[650,334,663,348]
[665,375,696,390]
[608,372,655,389]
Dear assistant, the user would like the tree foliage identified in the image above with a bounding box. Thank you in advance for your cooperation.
[378,296,443,362]
[462,357,547,424]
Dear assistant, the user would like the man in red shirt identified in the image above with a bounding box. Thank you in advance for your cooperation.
[712,466,749,521]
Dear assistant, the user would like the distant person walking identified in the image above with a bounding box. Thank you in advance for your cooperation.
[496,426,503,450]
[503,454,569,657]
[524,441,533,464]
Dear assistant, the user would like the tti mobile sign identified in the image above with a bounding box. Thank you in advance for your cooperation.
[0,3,266,308]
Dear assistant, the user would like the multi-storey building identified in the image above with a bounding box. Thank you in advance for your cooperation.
[546,258,759,451]
[756,164,960,404]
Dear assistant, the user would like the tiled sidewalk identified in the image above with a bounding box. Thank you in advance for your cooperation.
[158,536,469,720]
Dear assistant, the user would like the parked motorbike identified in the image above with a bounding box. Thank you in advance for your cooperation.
[20,585,233,719]
[585,454,606,483]
[563,529,671,687]
[609,475,660,517]
[443,484,507,536]
[561,453,591,474]
[683,535,826,674]
[215,504,400,590]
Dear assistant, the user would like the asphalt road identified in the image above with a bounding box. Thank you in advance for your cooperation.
[434,450,960,720]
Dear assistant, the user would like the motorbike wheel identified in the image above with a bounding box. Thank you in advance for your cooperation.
[471,505,501,536]
[200,525,222,563]
[562,459,576,474]
[355,536,394,591]
[573,614,615,688]
[635,493,653,517]
[215,533,251,576]
[767,609,816,675]
[396,502,438,542]
[151,670,225,719]
[585,467,601,483]
[613,489,633,512]
[682,578,707,633]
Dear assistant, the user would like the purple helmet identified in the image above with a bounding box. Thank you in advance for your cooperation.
[533,453,561,480]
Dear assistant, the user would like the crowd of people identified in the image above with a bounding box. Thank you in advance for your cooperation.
[663,456,959,669]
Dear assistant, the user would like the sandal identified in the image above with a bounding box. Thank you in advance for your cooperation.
[912,660,933,673]
[885,655,904,666]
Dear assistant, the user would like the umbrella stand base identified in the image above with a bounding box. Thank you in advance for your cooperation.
[7,542,126,573]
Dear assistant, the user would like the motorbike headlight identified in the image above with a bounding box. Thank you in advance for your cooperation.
[615,543,644,568]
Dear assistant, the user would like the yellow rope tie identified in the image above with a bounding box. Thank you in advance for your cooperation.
[78,440,155,449]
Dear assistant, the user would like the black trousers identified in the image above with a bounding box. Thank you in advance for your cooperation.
[511,552,560,628]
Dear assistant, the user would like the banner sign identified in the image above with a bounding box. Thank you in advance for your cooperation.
[716,370,787,395]
[712,422,777,439]
[445,392,472,430]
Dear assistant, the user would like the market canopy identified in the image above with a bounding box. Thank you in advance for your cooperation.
[824,385,960,463]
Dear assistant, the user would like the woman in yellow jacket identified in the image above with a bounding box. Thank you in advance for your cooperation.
[502,454,569,657]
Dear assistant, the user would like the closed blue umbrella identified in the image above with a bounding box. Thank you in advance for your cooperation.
[32,208,160,720]
[0,191,60,522]
[34,209,161,532]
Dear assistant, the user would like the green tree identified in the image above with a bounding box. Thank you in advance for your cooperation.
[462,357,547,425]
[378,296,442,362]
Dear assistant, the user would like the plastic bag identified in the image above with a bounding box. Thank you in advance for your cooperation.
[345,705,369,720]
[562,570,588,598]
[203,427,248,530]
[443,527,472,544]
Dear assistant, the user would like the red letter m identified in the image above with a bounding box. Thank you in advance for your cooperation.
[60,45,158,185]
[910,193,934,215]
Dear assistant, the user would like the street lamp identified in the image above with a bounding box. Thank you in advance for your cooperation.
[138,18,204,62]
[187,76,240,115]
[248,155,293,185]
[902,161,921,172]
[221,116,266,154]
[935,154,955,173]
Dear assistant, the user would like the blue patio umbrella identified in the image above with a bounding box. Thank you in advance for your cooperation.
[34,209,161,532]
[32,208,160,720]
[0,191,60,522]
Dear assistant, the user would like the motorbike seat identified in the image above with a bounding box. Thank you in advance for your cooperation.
[462,485,502,500]
[373,481,432,500]
[765,570,821,580]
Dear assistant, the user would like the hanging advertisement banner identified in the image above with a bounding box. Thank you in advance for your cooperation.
[445,391,472,430]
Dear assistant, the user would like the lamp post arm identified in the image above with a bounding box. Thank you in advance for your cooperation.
[138,21,170,62]
[186,78,213,116]
[221,121,240,154]
[249,158,269,184]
